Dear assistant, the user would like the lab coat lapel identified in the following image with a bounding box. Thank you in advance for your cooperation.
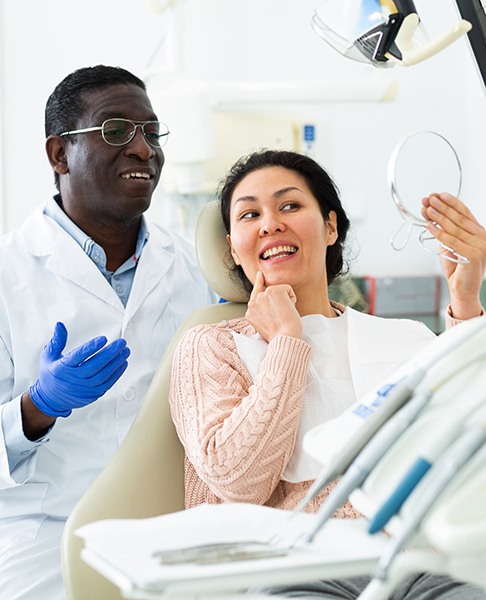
[123,226,175,321]
[48,233,123,311]
[23,209,123,311]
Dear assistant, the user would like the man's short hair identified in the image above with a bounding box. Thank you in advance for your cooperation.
[45,65,146,138]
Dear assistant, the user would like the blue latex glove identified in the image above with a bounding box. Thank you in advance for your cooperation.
[30,322,130,418]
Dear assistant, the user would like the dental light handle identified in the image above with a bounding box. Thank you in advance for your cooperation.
[373,424,486,581]
[386,14,471,67]
[301,389,432,545]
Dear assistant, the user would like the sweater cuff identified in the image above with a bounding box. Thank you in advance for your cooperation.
[445,304,485,328]
[265,335,311,382]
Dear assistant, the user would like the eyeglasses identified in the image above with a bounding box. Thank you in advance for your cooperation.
[59,118,170,148]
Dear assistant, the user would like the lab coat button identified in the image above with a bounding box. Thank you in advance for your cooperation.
[123,388,136,401]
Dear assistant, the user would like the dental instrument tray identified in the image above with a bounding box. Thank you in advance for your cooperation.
[76,503,389,598]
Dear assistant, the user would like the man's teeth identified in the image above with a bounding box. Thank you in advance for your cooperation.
[121,172,151,180]
[262,245,297,260]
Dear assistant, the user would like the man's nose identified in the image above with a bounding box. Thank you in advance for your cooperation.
[125,126,156,159]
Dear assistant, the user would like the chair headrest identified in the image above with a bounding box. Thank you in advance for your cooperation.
[195,201,249,303]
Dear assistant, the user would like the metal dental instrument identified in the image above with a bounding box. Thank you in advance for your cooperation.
[153,541,290,565]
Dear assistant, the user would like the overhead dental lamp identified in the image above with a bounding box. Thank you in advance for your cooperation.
[312,0,472,67]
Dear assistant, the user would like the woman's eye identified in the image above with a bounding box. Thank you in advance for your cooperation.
[281,202,299,211]
[240,211,259,220]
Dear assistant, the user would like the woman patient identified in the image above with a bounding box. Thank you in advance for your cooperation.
[169,150,486,599]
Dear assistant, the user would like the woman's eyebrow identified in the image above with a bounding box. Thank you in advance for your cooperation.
[233,195,257,205]
[234,186,303,205]
[274,186,303,198]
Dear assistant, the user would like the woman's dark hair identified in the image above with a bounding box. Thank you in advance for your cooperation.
[218,149,351,294]
[45,65,147,191]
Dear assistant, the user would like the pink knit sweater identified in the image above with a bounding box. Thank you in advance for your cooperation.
[169,306,464,519]
[169,316,361,518]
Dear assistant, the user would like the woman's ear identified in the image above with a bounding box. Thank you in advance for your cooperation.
[226,234,241,266]
[326,211,339,246]
[45,136,69,175]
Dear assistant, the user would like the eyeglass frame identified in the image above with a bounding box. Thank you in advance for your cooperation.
[58,118,170,148]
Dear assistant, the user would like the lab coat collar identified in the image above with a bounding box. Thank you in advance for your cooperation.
[20,205,176,318]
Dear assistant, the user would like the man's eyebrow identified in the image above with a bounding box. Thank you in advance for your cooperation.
[94,112,158,122]
[234,187,303,205]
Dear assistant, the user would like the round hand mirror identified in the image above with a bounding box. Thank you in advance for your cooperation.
[388,130,467,263]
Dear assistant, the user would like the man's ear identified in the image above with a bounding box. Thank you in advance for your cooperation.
[226,234,240,266]
[45,136,69,175]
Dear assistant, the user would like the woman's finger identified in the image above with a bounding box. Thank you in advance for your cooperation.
[249,270,265,303]
[424,194,481,238]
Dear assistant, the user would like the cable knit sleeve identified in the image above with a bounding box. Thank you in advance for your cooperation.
[169,321,311,505]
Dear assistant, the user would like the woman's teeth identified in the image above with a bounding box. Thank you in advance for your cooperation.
[261,245,297,260]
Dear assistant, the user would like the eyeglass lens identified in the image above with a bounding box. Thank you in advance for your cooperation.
[101,119,168,148]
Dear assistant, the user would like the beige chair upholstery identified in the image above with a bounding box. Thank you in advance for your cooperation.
[61,201,248,600]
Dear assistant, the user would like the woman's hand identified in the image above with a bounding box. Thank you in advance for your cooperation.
[422,193,486,320]
[245,271,302,342]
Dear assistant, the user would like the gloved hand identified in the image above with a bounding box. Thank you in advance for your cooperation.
[30,322,130,418]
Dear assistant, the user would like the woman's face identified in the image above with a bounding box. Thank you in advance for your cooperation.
[227,166,338,294]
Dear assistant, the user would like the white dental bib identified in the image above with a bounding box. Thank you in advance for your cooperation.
[230,310,355,483]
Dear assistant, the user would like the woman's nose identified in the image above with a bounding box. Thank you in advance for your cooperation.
[259,214,286,236]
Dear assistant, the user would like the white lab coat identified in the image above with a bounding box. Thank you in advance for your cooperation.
[0,204,216,599]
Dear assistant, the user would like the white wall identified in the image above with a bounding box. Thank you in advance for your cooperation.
[1,0,485,278]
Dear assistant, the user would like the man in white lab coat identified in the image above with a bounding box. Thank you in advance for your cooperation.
[0,65,216,599]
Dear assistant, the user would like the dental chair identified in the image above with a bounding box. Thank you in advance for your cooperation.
[61,200,248,600]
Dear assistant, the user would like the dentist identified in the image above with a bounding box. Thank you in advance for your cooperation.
[0,65,216,600]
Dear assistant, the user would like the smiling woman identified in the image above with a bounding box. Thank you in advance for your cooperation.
[168,149,486,600]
